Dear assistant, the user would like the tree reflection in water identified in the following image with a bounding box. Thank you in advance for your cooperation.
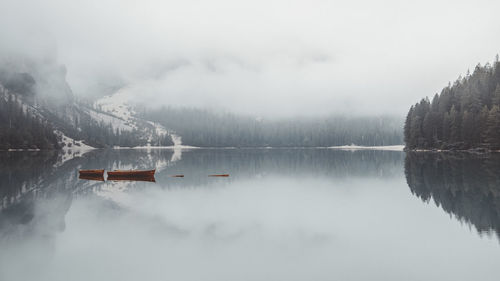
[405,152,500,240]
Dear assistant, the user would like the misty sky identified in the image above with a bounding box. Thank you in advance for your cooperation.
[1,0,500,117]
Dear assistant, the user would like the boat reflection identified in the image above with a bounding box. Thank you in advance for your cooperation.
[78,174,105,181]
[106,175,156,182]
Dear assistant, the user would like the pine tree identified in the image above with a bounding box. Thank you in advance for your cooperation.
[492,84,500,106]
[404,106,413,147]
[410,114,423,148]
[422,112,434,148]
[449,106,461,143]
[442,112,451,144]
[485,105,500,149]
[478,105,490,144]
[461,110,474,146]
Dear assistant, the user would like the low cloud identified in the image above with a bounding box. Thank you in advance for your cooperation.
[1,0,500,117]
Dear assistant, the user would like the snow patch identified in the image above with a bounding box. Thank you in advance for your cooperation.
[170,133,183,147]
[329,144,405,151]
[95,89,136,122]
[123,145,199,150]
[56,131,95,151]
[85,108,136,131]
[93,88,185,148]
[91,88,138,132]
[146,120,183,147]
[55,130,96,166]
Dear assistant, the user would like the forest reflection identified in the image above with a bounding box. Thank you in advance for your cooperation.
[0,149,403,238]
[405,152,500,240]
[2,149,500,244]
[3,150,500,281]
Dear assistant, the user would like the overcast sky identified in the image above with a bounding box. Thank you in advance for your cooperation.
[1,0,500,117]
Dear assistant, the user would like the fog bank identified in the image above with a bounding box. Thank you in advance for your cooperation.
[1,0,500,117]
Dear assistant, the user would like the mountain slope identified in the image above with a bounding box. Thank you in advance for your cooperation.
[0,58,174,150]
[0,84,60,150]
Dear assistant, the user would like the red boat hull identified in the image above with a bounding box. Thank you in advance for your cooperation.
[79,169,105,176]
[79,174,105,181]
[107,169,156,177]
[107,175,156,182]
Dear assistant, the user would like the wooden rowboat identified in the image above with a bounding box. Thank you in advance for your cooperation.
[79,169,105,176]
[107,169,156,177]
[107,170,156,182]
[79,174,105,181]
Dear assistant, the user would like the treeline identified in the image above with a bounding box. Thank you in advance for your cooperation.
[72,101,173,148]
[0,71,173,149]
[0,90,59,150]
[405,56,500,150]
[0,82,148,150]
[143,107,403,147]
[45,106,144,148]
[41,103,172,148]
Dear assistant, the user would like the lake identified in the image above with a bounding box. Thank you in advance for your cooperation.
[1,149,499,281]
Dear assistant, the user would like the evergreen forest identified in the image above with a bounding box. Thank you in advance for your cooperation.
[405,56,500,150]
[144,107,403,147]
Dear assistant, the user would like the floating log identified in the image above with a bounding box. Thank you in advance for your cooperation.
[208,174,230,177]
[170,175,185,177]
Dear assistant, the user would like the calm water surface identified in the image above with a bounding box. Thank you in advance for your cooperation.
[1,149,499,281]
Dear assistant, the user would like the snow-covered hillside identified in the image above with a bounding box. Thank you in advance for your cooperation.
[54,130,96,166]
[1,58,180,150]
[93,90,136,131]
[91,88,183,147]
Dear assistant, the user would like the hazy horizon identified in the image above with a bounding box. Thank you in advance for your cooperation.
[2,2,500,279]
[1,0,500,117]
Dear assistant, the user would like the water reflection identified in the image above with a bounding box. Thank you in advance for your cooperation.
[0,148,403,235]
[0,151,72,230]
[1,149,500,281]
[1,149,405,206]
[78,174,105,181]
[106,175,156,182]
[0,149,404,260]
[4,149,500,241]
[405,152,500,240]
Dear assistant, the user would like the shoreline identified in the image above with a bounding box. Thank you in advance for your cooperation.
[2,145,407,152]
[5,146,498,153]
[328,145,404,151]
[406,148,500,153]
